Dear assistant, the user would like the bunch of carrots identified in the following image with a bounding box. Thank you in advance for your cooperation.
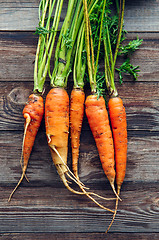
[8,0,142,233]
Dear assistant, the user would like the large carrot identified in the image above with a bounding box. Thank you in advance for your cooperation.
[45,87,70,188]
[70,88,85,178]
[85,95,117,196]
[8,94,44,201]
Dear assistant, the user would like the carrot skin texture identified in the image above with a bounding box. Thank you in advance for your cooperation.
[8,93,44,201]
[85,95,115,186]
[45,88,115,211]
[22,94,44,168]
[70,88,85,178]
[45,87,69,174]
[108,97,127,190]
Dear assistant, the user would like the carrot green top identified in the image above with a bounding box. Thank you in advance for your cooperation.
[103,0,125,97]
[82,0,107,94]
[49,0,84,88]
[33,0,64,94]
[49,0,102,89]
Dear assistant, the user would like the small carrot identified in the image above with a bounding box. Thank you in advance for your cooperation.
[70,88,85,178]
[8,93,44,201]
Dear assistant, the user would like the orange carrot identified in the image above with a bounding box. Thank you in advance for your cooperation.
[8,93,44,201]
[45,87,69,183]
[108,96,127,194]
[45,87,114,212]
[106,96,127,233]
[85,94,120,199]
[70,88,85,178]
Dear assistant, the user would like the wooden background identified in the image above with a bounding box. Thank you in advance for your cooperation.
[0,0,159,239]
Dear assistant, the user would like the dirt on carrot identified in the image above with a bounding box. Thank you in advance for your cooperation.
[70,88,85,179]
[8,93,44,201]
[85,94,119,197]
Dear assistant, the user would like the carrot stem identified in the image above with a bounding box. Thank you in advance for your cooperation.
[34,0,64,93]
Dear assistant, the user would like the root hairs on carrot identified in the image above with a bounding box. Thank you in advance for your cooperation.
[85,94,121,200]
[8,94,44,202]
[45,87,114,212]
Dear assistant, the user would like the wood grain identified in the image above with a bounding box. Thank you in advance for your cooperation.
[0,183,159,233]
[0,233,159,240]
[1,0,159,31]
[0,0,159,237]
[1,32,159,82]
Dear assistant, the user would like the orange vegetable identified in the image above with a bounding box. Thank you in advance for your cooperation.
[70,88,85,178]
[106,96,127,233]
[85,94,119,198]
[8,93,44,201]
[108,96,127,193]
[45,87,69,184]
[45,87,114,212]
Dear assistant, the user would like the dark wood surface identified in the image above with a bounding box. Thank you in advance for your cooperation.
[0,0,159,239]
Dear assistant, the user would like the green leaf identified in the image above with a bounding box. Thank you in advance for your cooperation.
[116,58,140,83]
[35,26,55,36]
[118,37,143,56]
[62,29,74,49]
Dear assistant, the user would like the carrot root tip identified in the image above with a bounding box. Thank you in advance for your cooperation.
[8,166,27,202]
[110,182,122,201]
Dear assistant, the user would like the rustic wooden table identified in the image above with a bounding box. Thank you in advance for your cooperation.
[0,0,159,239]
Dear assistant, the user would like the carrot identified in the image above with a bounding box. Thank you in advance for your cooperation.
[70,88,85,178]
[45,87,69,185]
[8,93,44,201]
[105,96,127,232]
[45,87,86,193]
[108,97,127,193]
[45,87,83,192]
[45,87,114,212]
[82,0,120,199]
[101,0,128,232]
[8,0,64,201]
[85,94,120,198]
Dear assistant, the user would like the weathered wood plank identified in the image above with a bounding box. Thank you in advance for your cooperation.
[0,81,158,131]
[0,1,68,31]
[1,233,159,240]
[0,129,158,185]
[1,32,159,82]
[0,183,159,233]
[1,0,159,31]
